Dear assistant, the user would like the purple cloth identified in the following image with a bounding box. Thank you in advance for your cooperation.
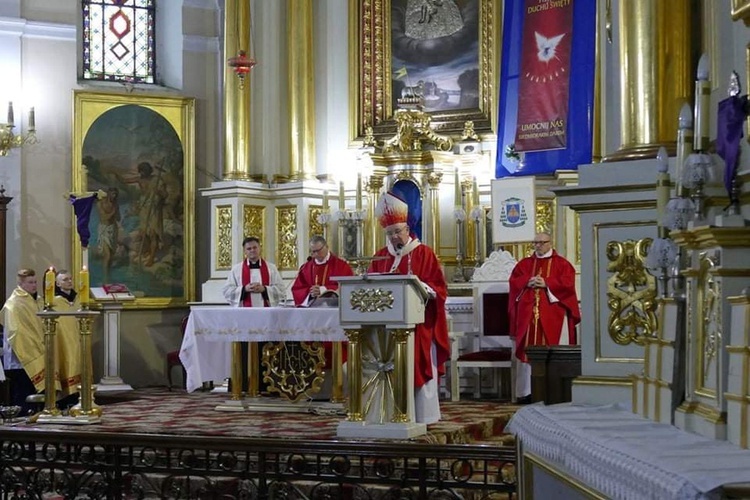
[716,95,749,197]
[70,194,99,248]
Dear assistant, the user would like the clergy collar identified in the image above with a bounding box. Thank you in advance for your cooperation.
[386,237,420,258]
[314,252,331,265]
[246,258,262,268]
[535,249,553,259]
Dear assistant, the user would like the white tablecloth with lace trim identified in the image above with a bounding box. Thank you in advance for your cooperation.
[507,403,750,500]
[179,306,345,392]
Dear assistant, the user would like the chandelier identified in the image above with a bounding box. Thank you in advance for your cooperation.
[227,2,256,90]
[1,102,37,157]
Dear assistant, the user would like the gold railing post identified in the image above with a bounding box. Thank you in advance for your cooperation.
[391,328,411,423]
[331,341,345,403]
[70,313,101,418]
[248,342,259,398]
[231,341,243,400]
[41,316,60,416]
[344,328,363,421]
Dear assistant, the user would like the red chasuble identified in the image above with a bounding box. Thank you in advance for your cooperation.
[368,243,450,388]
[291,253,354,306]
[508,251,581,362]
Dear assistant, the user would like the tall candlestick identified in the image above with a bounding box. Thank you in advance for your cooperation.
[79,266,90,309]
[693,54,710,152]
[338,181,345,210]
[356,173,363,211]
[44,266,55,308]
[656,147,670,238]
[676,103,693,197]
[322,190,328,211]
[28,107,35,132]
[454,166,462,209]
[7,101,14,127]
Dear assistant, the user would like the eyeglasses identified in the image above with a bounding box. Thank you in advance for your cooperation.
[310,245,327,254]
[532,240,551,245]
[386,227,406,237]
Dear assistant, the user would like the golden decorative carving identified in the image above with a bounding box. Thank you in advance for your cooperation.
[605,239,657,346]
[309,205,325,238]
[350,288,394,312]
[216,205,233,270]
[276,206,298,270]
[461,120,480,142]
[426,171,443,187]
[381,109,453,153]
[536,200,554,234]
[261,341,326,403]
[697,252,722,385]
[242,205,265,240]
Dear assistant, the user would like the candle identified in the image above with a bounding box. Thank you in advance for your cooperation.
[44,266,55,307]
[472,176,479,205]
[28,107,35,132]
[322,190,328,211]
[676,103,693,197]
[338,181,345,210]
[454,165,462,209]
[7,101,14,127]
[656,147,670,238]
[693,54,710,152]
[79,266,90,308]
[356,172,363,211]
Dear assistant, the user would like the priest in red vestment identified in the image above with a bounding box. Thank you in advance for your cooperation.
[291,236,354,307]
[368,192,450,425]
[508,232,580,402]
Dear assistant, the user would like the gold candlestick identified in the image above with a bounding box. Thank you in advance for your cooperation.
[69,313,102,419]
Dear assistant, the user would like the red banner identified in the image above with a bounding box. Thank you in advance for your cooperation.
[514,0,574,152]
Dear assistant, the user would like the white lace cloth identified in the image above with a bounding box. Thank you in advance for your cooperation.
[180,307,346,392]
[507,403,750,500]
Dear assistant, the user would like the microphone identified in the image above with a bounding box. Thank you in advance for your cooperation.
[396,243,404,250]
[307,256,312,262]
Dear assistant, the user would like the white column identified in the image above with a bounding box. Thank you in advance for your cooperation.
[96,302,134,392]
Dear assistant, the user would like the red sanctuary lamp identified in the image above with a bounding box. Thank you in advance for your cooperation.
[228,50,256,89]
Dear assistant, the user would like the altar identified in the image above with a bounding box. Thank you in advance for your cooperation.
[179,306,346,394]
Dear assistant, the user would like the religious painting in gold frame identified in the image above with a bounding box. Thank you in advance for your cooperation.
[349,0,500,141]
[71,91,196,308]
[732,0,750,25]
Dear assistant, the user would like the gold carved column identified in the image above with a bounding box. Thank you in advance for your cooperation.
[366,175,384,257]
[604,0,693,161]
[287,0,316,181]
[426,171,442,251]
[223,0,253,180]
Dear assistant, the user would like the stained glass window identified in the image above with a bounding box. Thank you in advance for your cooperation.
[82,0,156,84]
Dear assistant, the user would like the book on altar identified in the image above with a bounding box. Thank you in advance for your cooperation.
[91,283,136,302]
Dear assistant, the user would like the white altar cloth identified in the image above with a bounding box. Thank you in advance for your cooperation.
[179,306,346,392]
[507,403,750,500]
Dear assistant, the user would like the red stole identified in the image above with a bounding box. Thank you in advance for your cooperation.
[241,259,270,307]
[309,261,329,287]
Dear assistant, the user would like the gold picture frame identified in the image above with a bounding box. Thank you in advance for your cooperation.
[72,91,196,308]
[349,0,501,142]
[732,0,750,25]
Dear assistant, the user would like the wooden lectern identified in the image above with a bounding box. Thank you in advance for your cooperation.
[336,274,428,439]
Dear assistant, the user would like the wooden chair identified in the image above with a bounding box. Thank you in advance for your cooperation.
[166,315,189,390]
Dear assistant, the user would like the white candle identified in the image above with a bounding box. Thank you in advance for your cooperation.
[472,176,479,205]
[454,166,462,209]
[7,101,14,127]
[693,54,710,152]
[338,181,345,210]
[676,103,693,197]
[656,147,670,237]
[322,190,328,211]
[356,172,362,211]
[28,107,35,132]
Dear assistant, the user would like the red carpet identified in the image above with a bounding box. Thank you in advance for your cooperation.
[30,388,518,445]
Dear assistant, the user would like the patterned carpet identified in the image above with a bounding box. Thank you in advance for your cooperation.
[26,388,518,445]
